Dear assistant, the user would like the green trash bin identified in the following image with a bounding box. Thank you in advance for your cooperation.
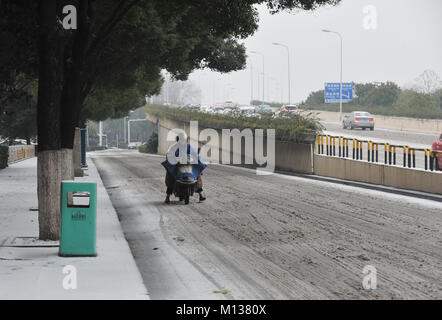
[59,181,97,257]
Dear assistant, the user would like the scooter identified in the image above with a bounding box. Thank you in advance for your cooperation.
[162,152,207,205]
[173,156,197,204]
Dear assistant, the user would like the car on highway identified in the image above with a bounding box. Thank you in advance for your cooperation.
[279,104,300,116]
[256,104,272,114]
[342,111,375,130]
[237,105,259,118]
[431,133,442,169]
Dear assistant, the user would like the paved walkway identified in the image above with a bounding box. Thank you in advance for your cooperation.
[0,156,149,299]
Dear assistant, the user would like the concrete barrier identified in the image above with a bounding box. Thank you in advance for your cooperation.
[312,110,442,134]
[314,154,442,195]
[147,111,441,195]
[146,113,314,174]
[8,145,35,164]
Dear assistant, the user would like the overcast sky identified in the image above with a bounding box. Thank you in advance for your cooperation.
[186,0,442,105]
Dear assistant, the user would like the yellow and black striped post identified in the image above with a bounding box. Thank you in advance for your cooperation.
[403,146,407,168]
[429,151,434,171]
[333,137,336,156]
[384,143,388,164]
[407,146,411,168]
[393,146,397,165]
[326,135,329,156]
[367,141,371,162]
[356,140,360,160]
[412,149,416,168]
[388,144,392,165]
[424,149,428,170]
[375,143,379,162]
[359,141,363,160]
[317,135,321,154]
[352,139,356,159]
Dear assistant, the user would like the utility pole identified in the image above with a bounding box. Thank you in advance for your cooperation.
[322,29,343,121]
[251,51,265,103]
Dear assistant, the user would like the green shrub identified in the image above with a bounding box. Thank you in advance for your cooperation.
[145,105,322,143]
[0,146,9,169]
[139,132,158,154]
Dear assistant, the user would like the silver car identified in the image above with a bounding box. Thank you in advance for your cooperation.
[342,111,375,130]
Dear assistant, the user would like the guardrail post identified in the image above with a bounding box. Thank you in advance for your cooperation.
[326,135,329,156]
[321,135,324,154]
[317,135,321,154]
[338,137,341,157]
[408,146,411,168]
[403,146,406,167]
[388,144,392,165]
[352,139,355,160]
[425,149,428,170]
[375,143,378,162]
[346,138,349,158]
[367,141,371,162]
[360,141,363,160]
[333,137,336,156]
[412,149,416,168]
[356,140,359,160]
[429,151,434,171]
[384,143,388,164]
[393,146,397,165]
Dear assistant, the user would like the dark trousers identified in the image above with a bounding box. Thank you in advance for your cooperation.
[165,171,203,195]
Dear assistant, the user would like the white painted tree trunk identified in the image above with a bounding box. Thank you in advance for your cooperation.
[37,150,63,240]
[73,128,83,177]
[60,148,74,181]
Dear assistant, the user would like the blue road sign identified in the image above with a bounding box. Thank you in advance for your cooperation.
[324,83,353,103]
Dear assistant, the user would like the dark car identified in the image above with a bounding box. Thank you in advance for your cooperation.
[431,133,442,169]
[342,111,375,130]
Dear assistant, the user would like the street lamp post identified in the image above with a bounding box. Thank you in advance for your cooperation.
[322,29,343,121]
[250,51,265,103]
[249,60,254,103]
[272,42,291,104]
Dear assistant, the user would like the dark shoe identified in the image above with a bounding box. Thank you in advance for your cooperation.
[198,190,206,202]
[165,195,170,204]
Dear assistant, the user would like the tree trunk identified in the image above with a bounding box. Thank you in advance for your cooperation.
[73,128,83,177]
[37,150,62,240]
[36,0,63,240]
[61,148,74,181]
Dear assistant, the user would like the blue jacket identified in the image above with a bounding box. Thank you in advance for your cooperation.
[161,143,207,180]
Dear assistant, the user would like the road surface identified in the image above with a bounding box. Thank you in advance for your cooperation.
[91,149,442,300]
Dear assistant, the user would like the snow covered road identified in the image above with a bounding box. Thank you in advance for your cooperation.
[91,149,442,300]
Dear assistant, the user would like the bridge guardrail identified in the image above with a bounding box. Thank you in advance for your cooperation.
[316,134,441,171]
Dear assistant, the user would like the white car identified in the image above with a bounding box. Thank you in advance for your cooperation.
[128,142,142,149]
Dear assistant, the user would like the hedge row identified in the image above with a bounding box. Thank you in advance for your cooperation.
[144,105,322,143]
[0,146,9,169]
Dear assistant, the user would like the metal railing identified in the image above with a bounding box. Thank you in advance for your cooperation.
[316,134,441,171]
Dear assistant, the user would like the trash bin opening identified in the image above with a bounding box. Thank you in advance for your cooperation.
[67,191,91,208]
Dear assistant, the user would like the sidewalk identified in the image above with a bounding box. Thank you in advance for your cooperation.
[0,156,149,299]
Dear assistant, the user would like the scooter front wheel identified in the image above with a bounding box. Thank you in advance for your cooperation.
[184,196,190,204]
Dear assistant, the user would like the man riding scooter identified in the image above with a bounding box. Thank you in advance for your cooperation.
[162,132,207,204]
